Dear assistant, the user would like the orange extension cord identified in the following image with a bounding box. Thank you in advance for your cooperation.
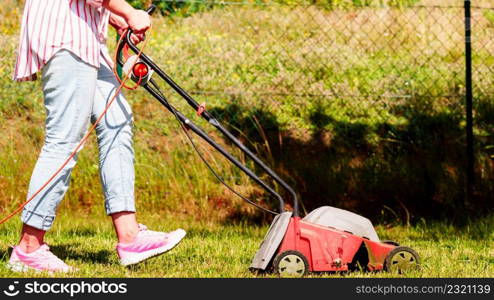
[0,29,150,225]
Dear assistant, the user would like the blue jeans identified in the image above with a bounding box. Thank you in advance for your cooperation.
[22,49,136,230]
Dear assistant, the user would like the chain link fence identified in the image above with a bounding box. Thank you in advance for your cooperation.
[140,0,494,145]
[137,0,494,214]
[472,4,494,96]
[148,0,494,101]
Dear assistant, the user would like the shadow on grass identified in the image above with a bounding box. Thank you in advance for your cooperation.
[65,228,98,237]
[0,247,12,262]
[51,244,113,264]
[207,95,494,225]
[0,244,113,265]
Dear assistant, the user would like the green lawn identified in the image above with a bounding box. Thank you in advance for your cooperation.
[0,210,492,278]
[0,1,493,278]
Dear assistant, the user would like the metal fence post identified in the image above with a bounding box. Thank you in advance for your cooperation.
[464,0,474,205]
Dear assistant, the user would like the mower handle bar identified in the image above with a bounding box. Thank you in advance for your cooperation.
[146,4,157,15]
[120,5,300,216]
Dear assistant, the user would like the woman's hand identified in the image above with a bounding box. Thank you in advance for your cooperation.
[109,13,145,44]
[86,0,104,8]
[124,9,151,34]
[103,1,151,34]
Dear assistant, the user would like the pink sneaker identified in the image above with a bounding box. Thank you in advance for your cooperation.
[116,224,186,266]
[7,244,75,273]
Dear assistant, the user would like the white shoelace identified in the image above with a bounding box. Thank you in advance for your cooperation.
[138,224,169,238]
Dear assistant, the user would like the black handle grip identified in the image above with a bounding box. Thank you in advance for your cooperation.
[146,4,157,15]
[116,5,156,71]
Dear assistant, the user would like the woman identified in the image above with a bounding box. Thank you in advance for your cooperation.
[8,0,185,273]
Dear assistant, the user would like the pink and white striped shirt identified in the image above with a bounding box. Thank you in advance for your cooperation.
[13,0,111,82]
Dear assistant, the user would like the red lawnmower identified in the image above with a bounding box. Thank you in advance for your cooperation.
[118,6,420,277]
[250,207,419,276]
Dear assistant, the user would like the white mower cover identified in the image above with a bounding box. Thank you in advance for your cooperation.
[250,212,293,270]
[302,206,380,242]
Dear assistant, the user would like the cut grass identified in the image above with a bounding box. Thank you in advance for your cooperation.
[0,210,492,278]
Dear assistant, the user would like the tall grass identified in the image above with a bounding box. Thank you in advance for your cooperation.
[0,0,493,222]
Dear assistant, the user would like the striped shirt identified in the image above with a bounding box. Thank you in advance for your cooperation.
[13,0,111,82]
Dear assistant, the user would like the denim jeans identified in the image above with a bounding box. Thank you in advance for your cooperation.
[21,48,136,230]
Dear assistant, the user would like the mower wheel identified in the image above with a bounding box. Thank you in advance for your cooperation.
[273,250,309,277]
[384,246,420,274]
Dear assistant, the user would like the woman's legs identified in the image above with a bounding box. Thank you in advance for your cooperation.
[19,48,140,253]
[19,50,98,253]
[15,49,186,268]
[92,52,187,264]
[17,224,45,253]
[92,52,139,243]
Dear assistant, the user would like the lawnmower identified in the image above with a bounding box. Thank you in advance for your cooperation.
[117,5,420,277]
